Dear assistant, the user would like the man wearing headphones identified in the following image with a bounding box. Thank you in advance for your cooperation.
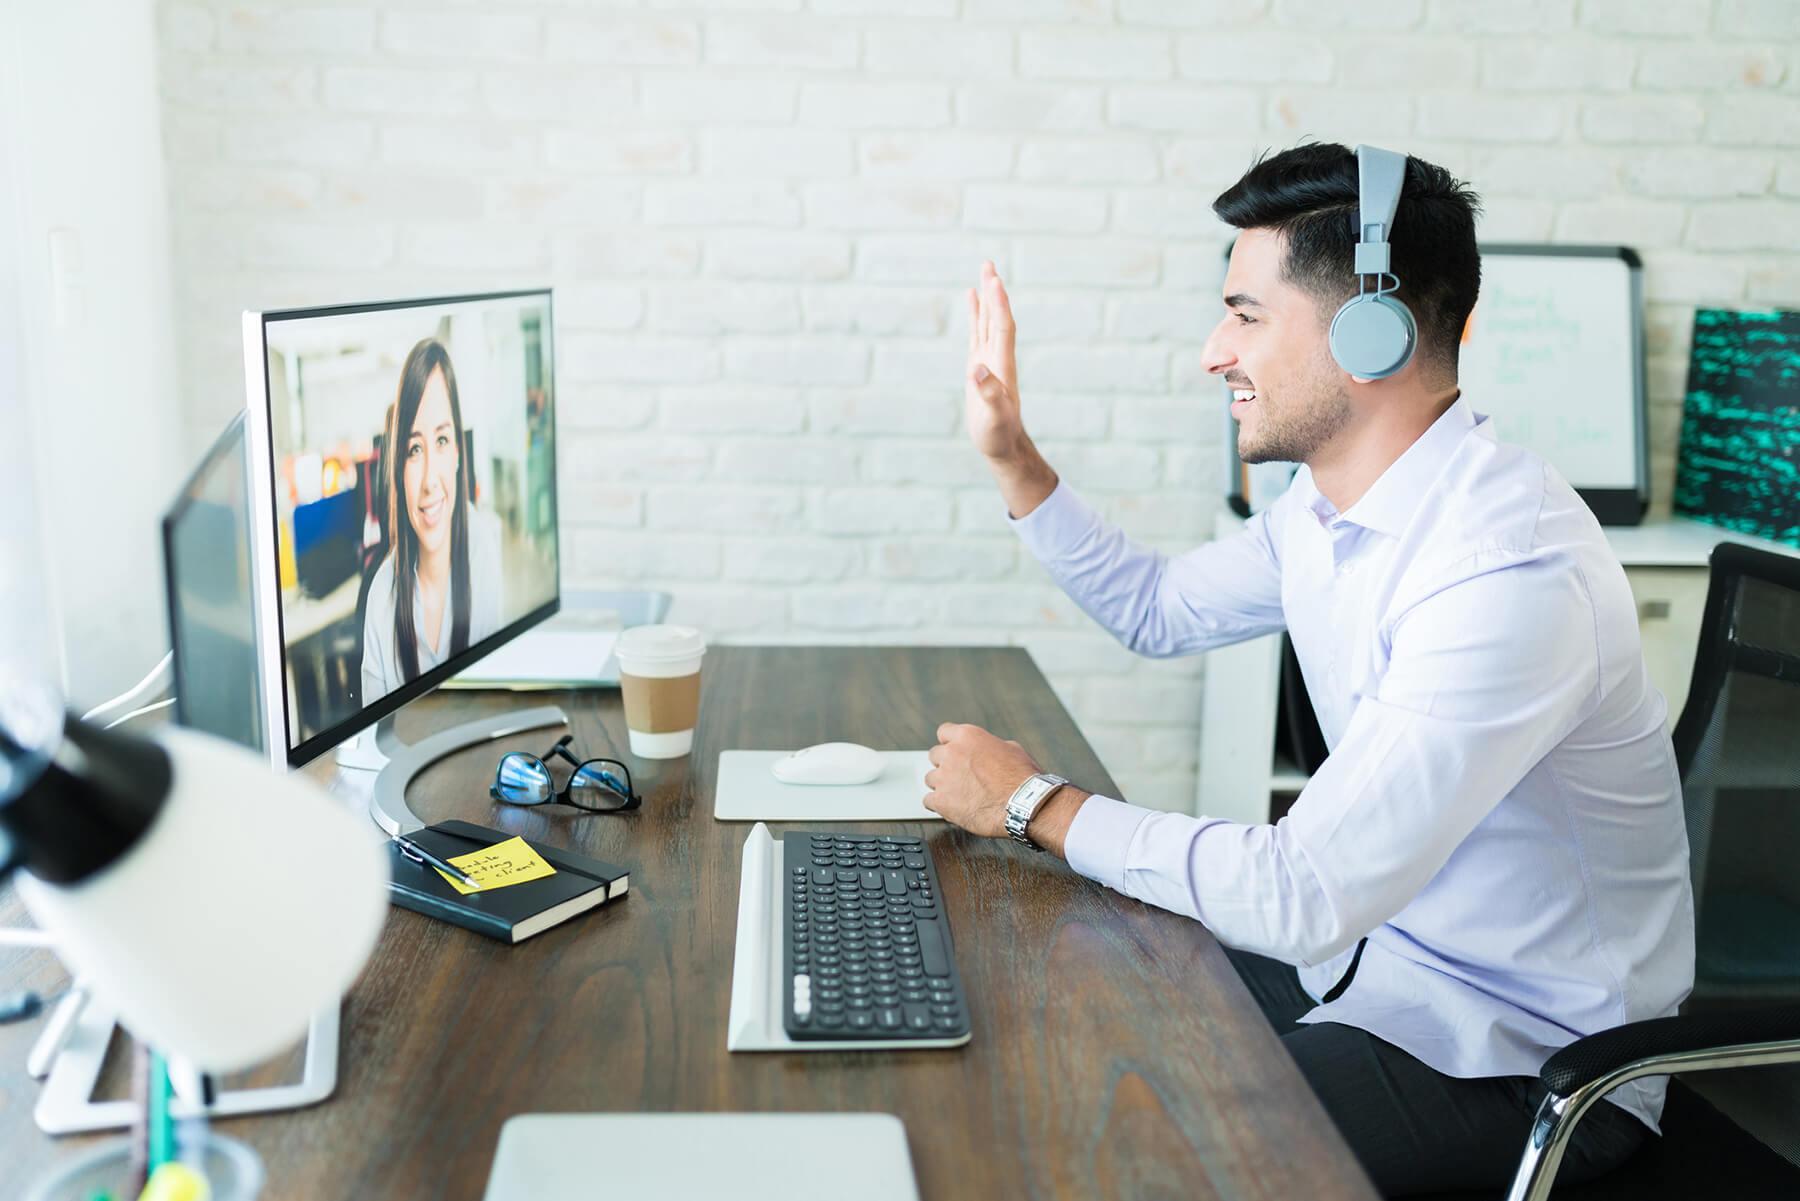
[923,143,1694,1196]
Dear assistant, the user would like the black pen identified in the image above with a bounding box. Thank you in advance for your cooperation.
[395,834,482,890]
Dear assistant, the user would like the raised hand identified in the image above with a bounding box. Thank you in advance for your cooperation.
[965,261,1025,463]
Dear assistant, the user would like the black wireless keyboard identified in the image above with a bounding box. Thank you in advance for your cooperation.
[782,832,971,1042]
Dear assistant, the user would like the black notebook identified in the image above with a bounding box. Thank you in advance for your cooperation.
[386,820,630,944]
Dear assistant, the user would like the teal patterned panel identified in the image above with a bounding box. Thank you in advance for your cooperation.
[1675,308,1800,548]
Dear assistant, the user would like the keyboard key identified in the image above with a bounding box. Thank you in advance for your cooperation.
[902,988,928,1003]
[878,1008,903,1030]
[916,924,950,976]
[849,1011,874,1029]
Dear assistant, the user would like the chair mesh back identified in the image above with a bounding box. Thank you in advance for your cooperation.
[1677,561,1800,1000]
[1672,545,1800,1169]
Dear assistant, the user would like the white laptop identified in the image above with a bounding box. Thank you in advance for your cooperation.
[482,1113,921,1201]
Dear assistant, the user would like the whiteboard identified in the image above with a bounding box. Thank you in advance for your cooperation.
[1459,246,1646,510]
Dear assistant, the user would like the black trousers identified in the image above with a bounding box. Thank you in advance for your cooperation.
[1225,948,1650,1199]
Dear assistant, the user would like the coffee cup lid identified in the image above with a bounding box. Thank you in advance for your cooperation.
[615,624,706,663]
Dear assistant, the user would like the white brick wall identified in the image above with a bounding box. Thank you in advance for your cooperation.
[160,2,1799,815]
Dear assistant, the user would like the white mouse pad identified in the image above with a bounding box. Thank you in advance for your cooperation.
[714,750,941,822]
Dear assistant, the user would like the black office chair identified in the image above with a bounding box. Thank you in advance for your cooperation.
[1501,542,1800,1201]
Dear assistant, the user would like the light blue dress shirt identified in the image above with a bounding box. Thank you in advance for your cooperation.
[1010,397,1695,1131]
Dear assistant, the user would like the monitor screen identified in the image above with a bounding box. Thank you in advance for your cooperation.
[163,412,268,753]
[252,291,559,762]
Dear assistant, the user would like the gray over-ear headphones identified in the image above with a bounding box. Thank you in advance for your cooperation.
[1328,144,1417,380]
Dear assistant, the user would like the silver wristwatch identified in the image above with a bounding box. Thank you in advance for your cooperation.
[1005,772,1069,851]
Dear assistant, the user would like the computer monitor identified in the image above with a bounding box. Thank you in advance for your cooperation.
[241,290,566,793]
[162,410,267,754]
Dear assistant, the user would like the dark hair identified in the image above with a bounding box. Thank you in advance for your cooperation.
[386,337,470,682]
[1212,142,1482,379]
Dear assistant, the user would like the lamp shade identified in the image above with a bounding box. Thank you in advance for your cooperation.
[14,727,388,1071]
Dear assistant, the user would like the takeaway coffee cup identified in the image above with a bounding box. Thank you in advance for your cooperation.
[614,625,706,759]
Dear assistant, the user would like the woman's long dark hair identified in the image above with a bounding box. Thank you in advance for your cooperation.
[387,337,471,682]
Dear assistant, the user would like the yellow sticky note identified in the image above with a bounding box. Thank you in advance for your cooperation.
[437,836,557,896]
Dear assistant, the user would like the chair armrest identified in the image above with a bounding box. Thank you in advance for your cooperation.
[1541,1003,1800,1096]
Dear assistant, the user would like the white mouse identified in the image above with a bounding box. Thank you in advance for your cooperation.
[771,742,885,786]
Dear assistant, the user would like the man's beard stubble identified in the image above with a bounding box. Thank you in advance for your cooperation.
[1237,357,1354,466]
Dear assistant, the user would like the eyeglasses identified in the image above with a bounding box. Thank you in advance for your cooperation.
[490,735,641,813]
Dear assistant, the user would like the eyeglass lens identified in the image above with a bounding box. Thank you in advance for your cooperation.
[566,760,633,811]
[494,753,553,805]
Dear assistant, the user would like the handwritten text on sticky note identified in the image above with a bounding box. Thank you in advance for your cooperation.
[437,836,557,895]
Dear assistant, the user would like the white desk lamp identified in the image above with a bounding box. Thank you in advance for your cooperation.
[0,688,387,1076]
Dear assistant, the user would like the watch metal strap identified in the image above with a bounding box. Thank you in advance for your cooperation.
[1005,772,1068,849]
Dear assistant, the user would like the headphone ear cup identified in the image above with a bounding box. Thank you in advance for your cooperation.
[1329,293,1417,380]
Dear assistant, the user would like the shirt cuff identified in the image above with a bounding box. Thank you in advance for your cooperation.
[1063,793,1150,894]
[1007,479,1099,563]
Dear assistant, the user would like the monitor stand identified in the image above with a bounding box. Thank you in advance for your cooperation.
[338,706,569,836]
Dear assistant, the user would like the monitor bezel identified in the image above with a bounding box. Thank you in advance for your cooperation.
[243,288,561,769]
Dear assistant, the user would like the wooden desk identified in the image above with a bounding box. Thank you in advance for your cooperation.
[2,647,1377,1200]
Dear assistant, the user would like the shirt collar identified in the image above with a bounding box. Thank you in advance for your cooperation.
[1334,395,1482,539]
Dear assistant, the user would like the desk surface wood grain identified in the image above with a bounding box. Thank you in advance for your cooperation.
[1,647,1377,1201]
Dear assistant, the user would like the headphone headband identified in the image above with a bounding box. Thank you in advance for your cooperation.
[1353,144,1407,277]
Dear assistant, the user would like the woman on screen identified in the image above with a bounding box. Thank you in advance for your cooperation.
[361,337,501,703]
